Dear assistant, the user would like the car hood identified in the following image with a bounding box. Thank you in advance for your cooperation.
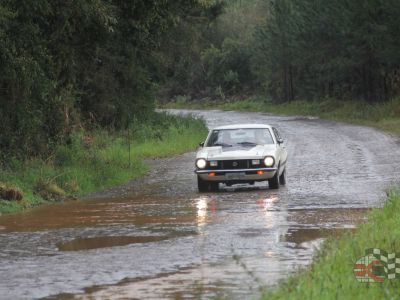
[197,144,277,160]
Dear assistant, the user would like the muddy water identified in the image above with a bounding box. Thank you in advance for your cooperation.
[0,109,399,300]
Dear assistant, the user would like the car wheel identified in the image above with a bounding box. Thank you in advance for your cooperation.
[268,170,280,189]
[279,168,286,185]
[209,182,219,192]
[198,176,219,192]
[197,176,209,192]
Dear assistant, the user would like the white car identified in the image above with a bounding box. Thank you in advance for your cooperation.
[195,124,287,192]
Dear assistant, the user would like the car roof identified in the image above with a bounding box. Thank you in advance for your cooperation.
[212,124,273,130]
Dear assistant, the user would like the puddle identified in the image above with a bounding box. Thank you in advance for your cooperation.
[57,235,170,251]
[282,227,355,246]
[0,195,196,232]
[237,228,266,238]
[0,196,371,299]
[47,261,293,300]
[288,208,369,226]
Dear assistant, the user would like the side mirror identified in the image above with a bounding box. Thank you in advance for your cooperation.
[199,142,205,147]
[277,138,284,144]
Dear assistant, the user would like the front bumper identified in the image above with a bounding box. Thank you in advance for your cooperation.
[195,167,278,182]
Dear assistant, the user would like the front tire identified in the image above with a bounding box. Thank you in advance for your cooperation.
[279,168,286,185]
[197,176,219,192]
[198,176,208,192]
[209,182,219,192]
[268,170,280,189]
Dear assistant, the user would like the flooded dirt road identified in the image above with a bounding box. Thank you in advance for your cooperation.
[0,109,399,299]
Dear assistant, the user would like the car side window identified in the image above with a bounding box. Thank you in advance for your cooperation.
[206,130,219,146]
[272,127,282,143]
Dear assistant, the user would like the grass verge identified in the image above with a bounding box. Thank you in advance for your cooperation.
[0,112,208,214]
[162,96,400,136]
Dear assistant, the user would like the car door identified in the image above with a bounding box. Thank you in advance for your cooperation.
[272,127,287,169]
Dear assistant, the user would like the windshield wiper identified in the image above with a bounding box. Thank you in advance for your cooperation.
[213,142,233,147]
[237,142,258,146]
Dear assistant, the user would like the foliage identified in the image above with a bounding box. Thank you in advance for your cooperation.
[158,0,265,101]
[157,0,400,104]
[253,0,400,102]
[0,0,205,159]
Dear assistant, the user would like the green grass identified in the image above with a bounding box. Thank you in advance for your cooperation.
[162,96,400,136]
[0,112,208,214]
[262,189,400,300]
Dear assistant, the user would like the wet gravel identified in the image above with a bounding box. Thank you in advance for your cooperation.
[0,109,399,300]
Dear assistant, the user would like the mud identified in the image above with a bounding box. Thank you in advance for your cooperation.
[0,109,399,299]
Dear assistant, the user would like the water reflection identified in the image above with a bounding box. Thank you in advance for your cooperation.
[195,196,217,229]
[281,227,353,247]
[257,194,280,229]
[257,195,279,208]
[196,196,208,227]
[57,235,169,251]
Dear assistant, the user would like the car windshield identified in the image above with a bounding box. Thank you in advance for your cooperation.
[206,128,274,147]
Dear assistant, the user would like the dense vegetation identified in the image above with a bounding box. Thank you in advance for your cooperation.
[159,0,265,100]
[159,0,400,104]
[253,0,400,102]
[0,0,215,159]
[0,0,217,211]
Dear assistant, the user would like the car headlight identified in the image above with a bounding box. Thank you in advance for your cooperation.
[264,156,275,167]
[196,159,207,169]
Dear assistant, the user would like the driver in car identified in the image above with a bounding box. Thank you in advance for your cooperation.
[218,131,233,146]
[254,129,269,145]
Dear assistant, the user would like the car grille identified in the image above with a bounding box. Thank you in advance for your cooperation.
[222,160,248,169]
[208,159,262,170]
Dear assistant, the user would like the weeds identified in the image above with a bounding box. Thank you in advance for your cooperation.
[0,183,23,201]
